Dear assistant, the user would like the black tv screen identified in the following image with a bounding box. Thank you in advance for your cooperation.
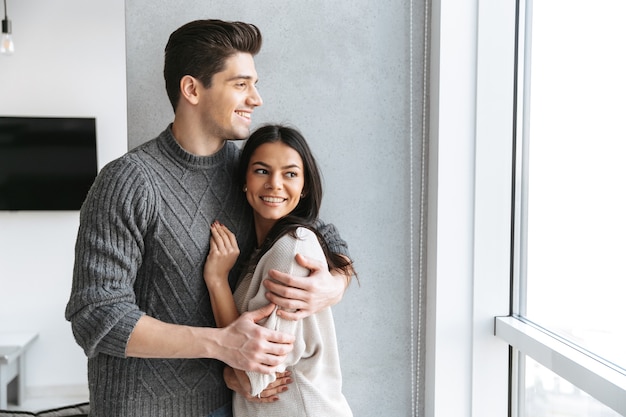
[0,116,98,211]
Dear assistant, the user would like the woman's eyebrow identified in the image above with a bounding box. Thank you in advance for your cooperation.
[251,161,302,170]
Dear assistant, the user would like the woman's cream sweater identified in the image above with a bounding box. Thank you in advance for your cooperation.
[232,227,353,417]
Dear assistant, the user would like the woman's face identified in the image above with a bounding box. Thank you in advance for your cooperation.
[245,141,305,236]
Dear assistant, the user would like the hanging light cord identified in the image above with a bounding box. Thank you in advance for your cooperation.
[2,0,10,36]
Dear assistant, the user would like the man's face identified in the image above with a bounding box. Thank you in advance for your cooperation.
[198,52,263,141]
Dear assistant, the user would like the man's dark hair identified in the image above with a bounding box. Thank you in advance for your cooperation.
[163,19,262,112]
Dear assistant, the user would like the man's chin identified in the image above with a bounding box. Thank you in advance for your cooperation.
[232,131,252,141]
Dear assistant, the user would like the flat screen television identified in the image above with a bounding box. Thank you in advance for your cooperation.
[0,116,98,211]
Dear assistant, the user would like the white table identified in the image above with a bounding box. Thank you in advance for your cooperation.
[0,332,38,409]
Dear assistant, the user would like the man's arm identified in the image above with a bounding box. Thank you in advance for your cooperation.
[67,160,293,373]
[126,305,294,374]
[264,253,351,321]
[264,220,353,321]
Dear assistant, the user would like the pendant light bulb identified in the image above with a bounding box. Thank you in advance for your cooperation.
[1,0,13,56]
[1,20,14,55]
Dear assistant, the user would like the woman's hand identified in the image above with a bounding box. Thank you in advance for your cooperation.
[204,221,240,285]
[224,366,292,403]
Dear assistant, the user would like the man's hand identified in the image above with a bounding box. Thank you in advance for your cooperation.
[218,303,294,373]
[224,367,292,403]
[263,253,348,321]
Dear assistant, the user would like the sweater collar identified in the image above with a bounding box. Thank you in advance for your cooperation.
[160,125,233,169]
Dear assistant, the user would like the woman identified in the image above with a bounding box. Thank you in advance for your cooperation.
[204,124,355,416]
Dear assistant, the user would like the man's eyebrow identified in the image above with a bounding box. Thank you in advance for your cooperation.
[226,75,258,82]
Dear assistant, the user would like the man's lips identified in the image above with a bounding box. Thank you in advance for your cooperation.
[235,110,251,120]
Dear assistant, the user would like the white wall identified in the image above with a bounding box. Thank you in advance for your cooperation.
[0,0,127,392]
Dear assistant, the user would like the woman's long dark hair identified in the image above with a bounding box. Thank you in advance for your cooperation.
[239,124,354,277]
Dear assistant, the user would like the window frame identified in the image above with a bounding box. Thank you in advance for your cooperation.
[495,316,626,415]
[492,0,626,415]
[425,0,515,416]
[427,0,626,416]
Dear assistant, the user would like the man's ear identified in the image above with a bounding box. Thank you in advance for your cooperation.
[179,75,201,105]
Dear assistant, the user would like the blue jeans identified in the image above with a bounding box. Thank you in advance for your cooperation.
[207,402,233,417]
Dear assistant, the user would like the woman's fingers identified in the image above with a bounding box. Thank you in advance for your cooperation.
[211,221,239,253]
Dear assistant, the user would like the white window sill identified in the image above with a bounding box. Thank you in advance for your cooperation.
[495,315,626,415]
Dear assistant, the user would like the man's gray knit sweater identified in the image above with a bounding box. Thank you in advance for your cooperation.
[65,127,348,416]
[65,127,254,416]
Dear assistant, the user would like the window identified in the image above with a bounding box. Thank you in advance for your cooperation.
[427,1,626,415]
[523,0,626,372]
[495,0,626,416]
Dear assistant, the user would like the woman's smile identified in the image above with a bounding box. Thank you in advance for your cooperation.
[244,141,305,241]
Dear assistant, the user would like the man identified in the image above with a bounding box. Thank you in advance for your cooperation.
[65,19,350,417]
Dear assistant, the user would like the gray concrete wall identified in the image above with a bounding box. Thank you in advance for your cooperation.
[125,1,428,415]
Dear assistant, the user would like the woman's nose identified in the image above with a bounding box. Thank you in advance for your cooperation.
[265,176,281,189]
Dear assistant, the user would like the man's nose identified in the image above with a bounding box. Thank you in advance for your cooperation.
[248,87,263,107]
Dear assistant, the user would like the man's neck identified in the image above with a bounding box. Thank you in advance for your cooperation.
[171,119,226,156]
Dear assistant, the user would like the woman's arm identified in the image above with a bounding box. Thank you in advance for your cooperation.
[205,221,293,402]
[204,221,241,327]
[244,227,327,396]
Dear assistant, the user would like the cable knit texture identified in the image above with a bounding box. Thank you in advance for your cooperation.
[233,228,353,417]
[65,127,253,417]
[65,127,350,417]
